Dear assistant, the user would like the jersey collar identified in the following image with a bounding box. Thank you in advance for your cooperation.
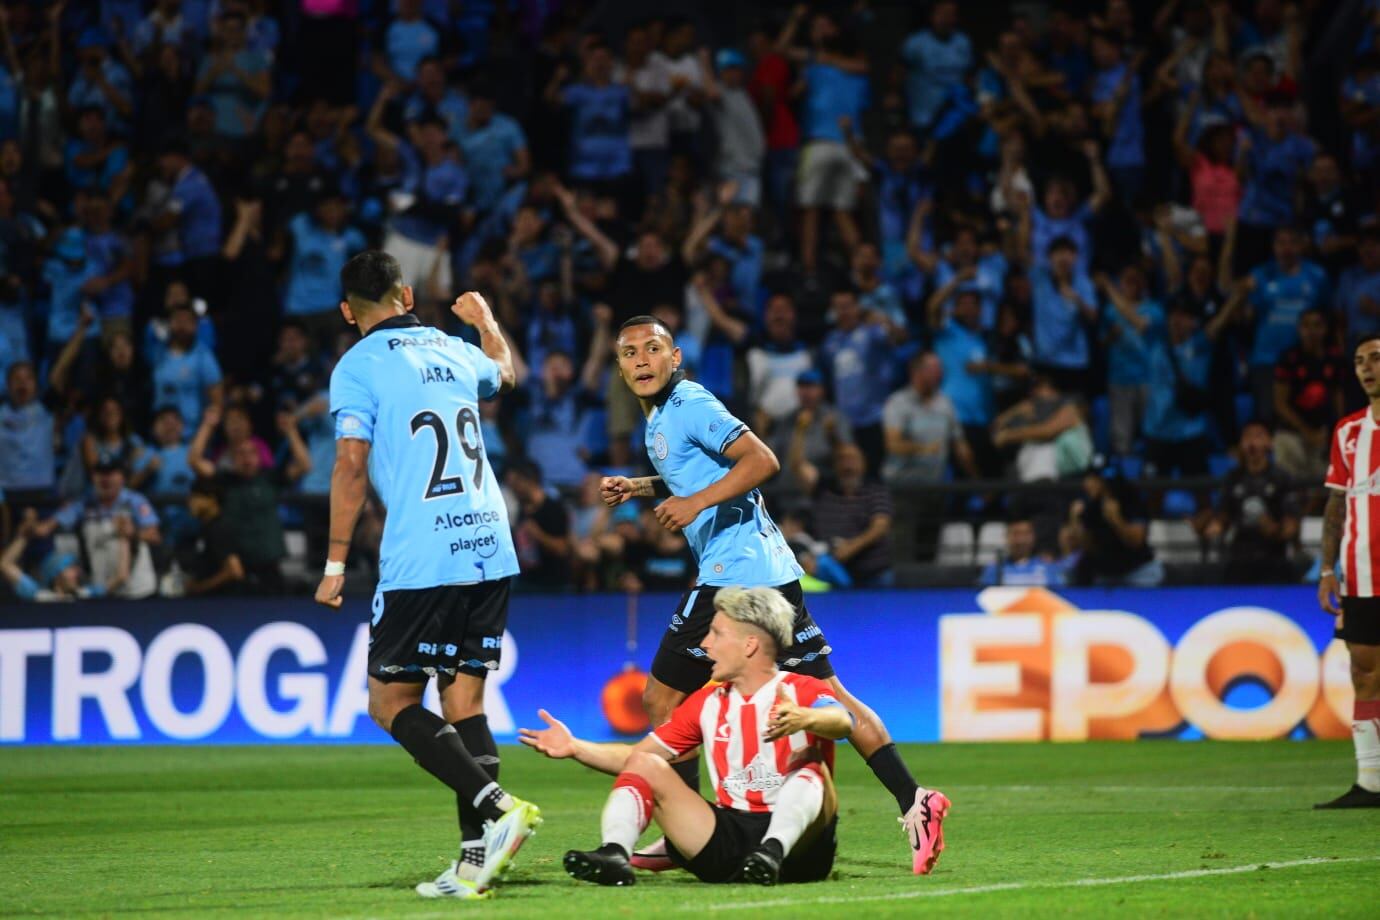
[651,369,687,408]
[365,313,422,336]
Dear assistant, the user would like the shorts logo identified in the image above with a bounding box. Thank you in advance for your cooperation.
[417,642,460,656]
[795,625,822,643]
[653,432,668,460]
[482,636,502,649]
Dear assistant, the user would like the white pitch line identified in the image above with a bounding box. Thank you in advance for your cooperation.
[940,784,1324,793]
[702,855,1380,912]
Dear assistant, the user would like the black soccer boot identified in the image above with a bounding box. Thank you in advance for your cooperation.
[738,838,784,886]
[564,844,637,886]
[1314,784,1380,809]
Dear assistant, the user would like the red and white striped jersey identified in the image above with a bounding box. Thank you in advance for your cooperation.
[1326,408,1380,597]
[649,672,841,813]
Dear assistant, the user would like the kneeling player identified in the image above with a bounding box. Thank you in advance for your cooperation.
[521,587,850,886]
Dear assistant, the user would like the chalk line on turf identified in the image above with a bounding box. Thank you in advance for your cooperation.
[702,855,1380,912]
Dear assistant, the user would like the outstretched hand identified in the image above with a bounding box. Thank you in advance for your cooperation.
[519,709,576,759]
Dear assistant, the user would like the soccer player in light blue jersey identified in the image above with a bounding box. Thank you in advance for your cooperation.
[599,315,950,876]
[313,251,540,900]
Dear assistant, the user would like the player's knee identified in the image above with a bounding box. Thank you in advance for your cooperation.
[367,696,396,732]
[1354,657,1380,696]
[625,751,672,784]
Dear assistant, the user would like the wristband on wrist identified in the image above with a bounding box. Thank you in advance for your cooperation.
[1320,569,1335,578]
[323,560,346,577]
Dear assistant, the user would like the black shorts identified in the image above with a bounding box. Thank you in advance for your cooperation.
[1339,596,1380,645]
[368,579,511,682]
[651,581,835,694]
[665,806,837,884]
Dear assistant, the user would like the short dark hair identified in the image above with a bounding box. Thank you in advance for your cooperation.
[341,250,402,304]
[1356,333,1380,353]
[1047,235,1079,255]
[618,314,672,337]
[506,456,544,485]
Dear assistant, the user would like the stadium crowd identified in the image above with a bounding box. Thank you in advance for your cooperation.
[1,0,1379,600]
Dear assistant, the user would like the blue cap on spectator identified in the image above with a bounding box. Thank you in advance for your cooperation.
[796,369,824,386]
[40,552,78,587]
[77,28,109,51]
[54,228,86,263]
[716,49,747,73]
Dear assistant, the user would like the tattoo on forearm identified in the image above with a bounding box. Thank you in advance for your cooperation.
[1321,491,1345,569]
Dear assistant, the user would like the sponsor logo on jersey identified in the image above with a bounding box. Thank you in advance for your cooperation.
[387,334,450,350]
[448,524,499,558]
[721,753,785,797]
[434,510,503,531]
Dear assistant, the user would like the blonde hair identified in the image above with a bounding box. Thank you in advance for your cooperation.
[715,587,794,652]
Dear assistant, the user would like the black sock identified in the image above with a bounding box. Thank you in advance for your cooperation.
[454,714,500,861]
[866,743,920,814]
[389,704,507,822]
[671,756,700,792]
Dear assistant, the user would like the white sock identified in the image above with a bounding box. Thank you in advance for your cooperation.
[601,776,653,855]
[763,768,824,855]
[1355,703,1380,793]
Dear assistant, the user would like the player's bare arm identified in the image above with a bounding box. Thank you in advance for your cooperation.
[1319,489,1344,616]
[519,709,671,775]
[764,685,853,742]
[452,292,516,392]
[600,475,670,506]
[315,437,371,609]
[653,431,780,532]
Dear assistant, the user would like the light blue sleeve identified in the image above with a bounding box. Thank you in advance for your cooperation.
[51,502,81,530]
[129,492,160,529]
[330,359,377,442]
[684,390,747,456]
[199,347,223,387]
[14,572,38,600]
[460,340,502,400]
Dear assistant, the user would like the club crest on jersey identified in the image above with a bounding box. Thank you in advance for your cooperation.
[653,431,668,460]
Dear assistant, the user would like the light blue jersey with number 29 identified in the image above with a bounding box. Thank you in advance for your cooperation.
[330,317,519,591]
[645,379,802,587]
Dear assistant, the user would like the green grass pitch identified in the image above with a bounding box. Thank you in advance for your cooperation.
[1,741,1374,918]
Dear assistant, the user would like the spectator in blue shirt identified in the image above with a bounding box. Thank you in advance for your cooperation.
[850,125,930,290]
[403,57,468,140]
[1234,93,1317,272]
[776,6,869,274]
[1089,30,1145,203]
[368,88,466,304]
[42,229,98,361]
[1029,236,1097,397]
[851,243,905,329]
[929,285,1001,475]
[280,186,366,339]
[820,287,906,475]
[1010,139,1112,274]
[1246,225,1330,418]
[376,0,440,85]
[0,361,57,507]
[1140,287,1245,483]
[516,313,610,490]
[546,40,632,183]
[927,226,1008,330]
[66,30,134,130]
[456,82,529,215]
[153,138,223,297]
[683,188,764,317]
[1095,265,1163,457]
[151,303,222,429]
[64,106,131,201]
[194,10,271,141]
[900,0,972,131]
[978,517,1065,587]
[1338,227,1380,347]
[78,192,135,332]
[146,406,193,498]
[0,12,21,142]
[1340,52,1380,186]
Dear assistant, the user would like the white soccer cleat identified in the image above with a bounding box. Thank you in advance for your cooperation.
[474,798,543,891]
[415,861,493,899]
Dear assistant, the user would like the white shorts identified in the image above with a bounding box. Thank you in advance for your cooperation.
[796,141,861,210]
[384,229,453,302]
